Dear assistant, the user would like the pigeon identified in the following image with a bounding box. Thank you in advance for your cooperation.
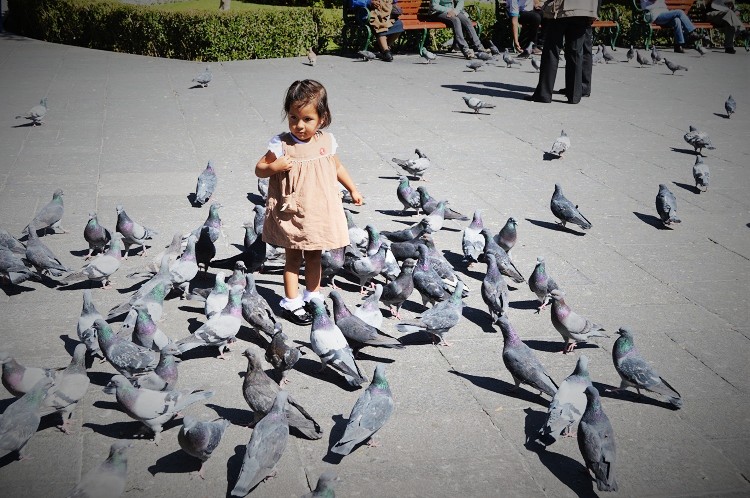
[481,253,509,323]
[476,50,492,61]
[241,349,322,438]
[462,96,496,113]
[62,233,124,289]
[466,60,484,71]
[331,364,394,456]
[550,183,592,230]
[381,218,432,243]
[108,374,214,444]
[16,98,48,126]
[592,50,604,64]
[495,217,517,252]
[626,45,634,62]
[24,224,71,277]
[663,58,687,75]
[423,201,447,232]
[307,47,317,66]
[549,289,608,353]
[302,471,338,498]
[391,149,430,180]
[308,298,368,387]
[0,247,39,285]
[502,48,522,67]
[411,245,449,306]
[462,210,485,267]
[724,95,736,118]
[488,40,501,55]
[321,246,345,289]
[41,344,90,434]
[330,291,404,352]
[683,125,715,155]
[176,286,243,358]
[265,329,299,385]
[23,188,65,236]
[241,274,280,338]
[602,45,616,63]
[635,50,651,66]
[189,202,224,243]
[0,353,60,397]
[497,315,558,398]
[655,184,681,226]
[539,355,592,444]
[518,41,535,58]
[132,347,179,391]
[419,234,469,296]
[74,292,100,358]
[480,230,525,283]
[549,130,570,158]
[416,186,468,220]
[354,283,385,330]
[170,235,199,297]
[396,280,464,346]
[194,225,216,273]
[192,66,212,87]
[194,160,217,206]
[695,43,707,56]
[120,280,169,332]
[258,177,269,200]
[380,258,415,319]
[131,305,173,352]
[66,440,132,497]
[650,45,663,64]
[420,47,437,63]
[612,327,682,408]
[231,391,289,497]
[83,211,112,259]
[143,232,183,274]
[358,50,377,61]
[191,271,228,318]
[528,257,559,312]
[441,37,456,50]
[0,228,26,255]
[343,243,387,294]
[108,255,173,321]
[0,378,54,460]
[531,57,540,71]
[345,210,368,254]
[692,156,710,192]
[95,319,163,378]
[578,385,618,492]
[178,416,230,479]
[116,205,157,258]
[396,175,421,214]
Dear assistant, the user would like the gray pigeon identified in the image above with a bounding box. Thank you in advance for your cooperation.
[108,374,214,444]
[322,246,345,289]
[480,230,525,284]
[116,205,157,258]
[24,224,71,276]
[420,47,437,63]
[381,218,432,243]
[189,202,224,243]
[94,319,161,378]
[307,47,317,66]
[463,95,495,113]
[578,385,618,492]
[396,175,421,214]
[257,177,269,201]
[724,95,736,118]
[0,228,26,255]
[626,45,634,62]
[331,364,394,456]
[0,247,39,285]
[170,235,199,297]
[265,329,299,385]
[66,440,132,498]
[83,211,112,259]
[302,471,338,498]
[550,183,592,230]
[380,258,415,319]
[462,209,485,267]
[131,305,173,351]
[481,253,509,323]
[194,160,217,206]
[502,48,522,67]
[193,270,229,318]
[528,257,559,312]
[330,291,404,352]
[655,184,681,226]
[602,45,616,63]
[176,286,243,358]
[476,50,492,61]
[108,255,173,320]
[242,349,322,439]
[0,377,54,459]
[343,243,387,294]
[411,245,449,307]
[132,347,179,391]
[549,130,570,158]
[416,186,468,220]
[41,344,90,434]
[120,280,169,332]
[683,125,715,154]
[495,216,518,252]
[488,40,501,55]
[497,315,558,397]
[592,49,604,64]
[145,232,183,274]
[612,327,682,408]
[231,391,289,497]
[358,50,377,61]
[392,149,430,180]
[396,280,464,346]
[16,97,48,126]
[466,60,484,71]
[531,57,540,71]
[635,50,651,67]
[695,43,707,56]
[61,233,124,289]
[353,283,385,330]
[692,156,710,192]
[178,416,230,479]
[24,188,65,236]
[309,298,368,387]
[0,353,60,397]
[650,45,663,64]
[539,355,592,444]
[420,234,470,297]
[192,66,212,87]
[663,58,687,75]
[345,210,368,254]
[549,289,608,353]
[423,201,447,232]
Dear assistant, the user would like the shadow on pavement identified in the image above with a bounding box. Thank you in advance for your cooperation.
[449,370,550,406]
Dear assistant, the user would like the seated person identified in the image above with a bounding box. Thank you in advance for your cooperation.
[705,0,748,53]
[640,0,706,52]
[369,0,404,61]
[508,0,543,54]
[429,0,487,59]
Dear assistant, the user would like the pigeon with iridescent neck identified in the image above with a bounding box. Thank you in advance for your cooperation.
[132,346,179,391]
[61,233,124,289]
[411,245,448,306]
[481,230,525,283]
[539,355,592,444]
[131,305,173,352]
[0,377,54,460]
[0,247,38,285]
[66,440,132,497]
[176,286,243,358]
[24,189,65,236]
[380,258,415,319]
[83,211,111,259]
[497,315,558,397]
[482,253,509,323]
[0,353,61,397]
[549,289,608,353]
[41,344,90,434]
[529,257,559,312]
[95,319,162,378]
[550,183,592,230]
[381,218,432,242]
[354,283,385,330]
[116,205,157,258]
[494,216,517,252]
[416,186,468,220]
[178,416,230,479]
[396,281,464,346]
[578,385,618,491]
[330,291,404,352]
[170,235,199,298]
[25,224,71,277]
[241,274,279,338]
[194,160,217,206]
[265,328,299,385]
[0,228,26,256]
[303,471,338,498]
[396,175,421,214]
[462,209,485,267]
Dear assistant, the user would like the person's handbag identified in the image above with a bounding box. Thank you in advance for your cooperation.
[279,171,298,214]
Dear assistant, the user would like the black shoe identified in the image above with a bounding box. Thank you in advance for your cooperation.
[725,47,736,54]
[380,50,393,62]
[674,45,685,53]
[281,306,312,326]
[557,88,590,97]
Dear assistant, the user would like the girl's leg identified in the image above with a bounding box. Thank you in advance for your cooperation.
[280,248,312,324]
[301,250,325,304]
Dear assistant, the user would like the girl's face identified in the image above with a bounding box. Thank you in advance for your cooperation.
[287,102,323,141]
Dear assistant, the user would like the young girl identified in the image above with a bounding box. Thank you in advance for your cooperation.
[256,80,363,325]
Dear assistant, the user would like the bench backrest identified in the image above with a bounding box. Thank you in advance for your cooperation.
[397,0,432,21]
[664,0,695,12]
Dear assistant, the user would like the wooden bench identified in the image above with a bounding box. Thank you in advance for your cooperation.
[631,0,715,49]
[342,0,482,54]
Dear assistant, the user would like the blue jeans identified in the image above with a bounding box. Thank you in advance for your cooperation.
[653,10,696,45]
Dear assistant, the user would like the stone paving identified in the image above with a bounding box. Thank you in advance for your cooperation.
[0,33,748,497]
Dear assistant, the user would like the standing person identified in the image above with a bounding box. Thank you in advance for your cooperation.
[641,0,706,52]
[429,0,487,59]
[369,0,404,61]
[526,0,599,104]
[705,0,748,54]
[256,80,364,325]
[509,0,544,54]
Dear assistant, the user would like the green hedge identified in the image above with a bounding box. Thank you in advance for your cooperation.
[6,0,343,60]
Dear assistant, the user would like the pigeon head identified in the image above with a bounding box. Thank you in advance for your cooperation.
[253,204,264,215]
[235,261,247,272]
[694,156,703,165]
[658,184,668,192]
[93,319,115,340]
[583,385,602,406]
[401,258,416,270]
[0,352,11,365]
[242,348,263,370]
[53,189,64,199]
[87,211,97,221]
[270,390,289,413]
[115,205,124,214]
[72,343,87,365]
[536,256,545,265]
[182,415,198,432]
[560,130,567,137]
[329,290,351,321]
[315,471,338,490]
[573,355,590,378]
[470,210,484,229]
[372,363,389,390]
[449,281,465,304]
[206,160,214,172]
[107,440,133,464]
[108,374,131,390]
[615,326,634,339]
[506,217,517,227]
[554,183,563,194]
[398,176,409,186]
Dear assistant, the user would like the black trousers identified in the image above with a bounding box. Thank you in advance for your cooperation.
[582,25,593,97]
[531,17,592,104]
[519,10,543,48]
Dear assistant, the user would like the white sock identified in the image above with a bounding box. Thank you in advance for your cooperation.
[280,296,304,313]
[303,290,323,303]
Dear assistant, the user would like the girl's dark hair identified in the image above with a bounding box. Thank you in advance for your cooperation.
[283,79,331,128]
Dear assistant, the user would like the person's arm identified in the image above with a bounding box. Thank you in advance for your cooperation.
[255,150,291,178]
[511,17,522,52]
[430,0,451,14]
[454,0,465,13]
[333,155,364,205]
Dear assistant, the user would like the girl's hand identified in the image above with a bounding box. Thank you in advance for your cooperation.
[350,190,364,206]
[514,40,522,53]
[272,155,292,173]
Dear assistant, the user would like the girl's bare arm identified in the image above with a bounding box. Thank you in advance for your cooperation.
[334,155,364,205]
[256,150,292,178]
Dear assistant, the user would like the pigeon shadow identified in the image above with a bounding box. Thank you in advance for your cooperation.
[670,147,699,156]
[58,280,105,292]
[593,381,680,410]
[396,331,436,346]
[12,122,37,128]
[375,209,414,218]
[149,449,200,476]
[0,282,36,296]
[189,84,205,90]
[292,357,364,392]
[509,299,540,311]
[377,175,403,181]
[58,334,80,356]
[0,397,15,413]
[0,451,23,468]
[525,218,585,236]
[353,350,396,363]
[68,248,90,257]
[246,193,264,205]
[713,112,730,119]
[543,152,561,161]
[479,80,536,93]
[186,316,204,333]
[673,181,700,194]
[187,193,200,207]
[453,110,493,115]
[633,212,668,230]
[449,370,550,406]
[87,371,115,387]
[227,444,248,496]
[524,339,597,353]
[322,414,349,463]
[207,403,253,426]
[462,305,497,333]
[83,419,145,440]
[523,409,598,497]
[176,343,228,362]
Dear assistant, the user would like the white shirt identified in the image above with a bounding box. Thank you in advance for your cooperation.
[267,132,338,158]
